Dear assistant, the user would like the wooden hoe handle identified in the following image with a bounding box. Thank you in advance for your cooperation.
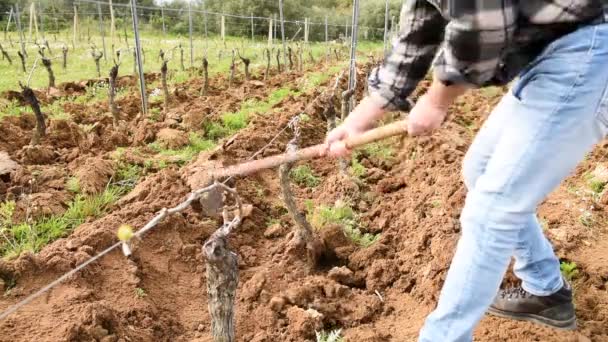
[212,120,408,179]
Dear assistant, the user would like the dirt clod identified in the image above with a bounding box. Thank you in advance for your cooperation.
[156,128,189,149]
[73,157,115,194]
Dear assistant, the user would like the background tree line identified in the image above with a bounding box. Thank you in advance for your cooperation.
[0,0,403,41]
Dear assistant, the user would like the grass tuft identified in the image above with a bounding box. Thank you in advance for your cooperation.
[290,165,321,188]
[316,329,344,342]
[150,132,215,165]
[560,261,580,282]
[0,186,126,259]
[306,200,379,248]
[66,176,81,194]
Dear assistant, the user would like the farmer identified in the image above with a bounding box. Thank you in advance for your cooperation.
[324,1,608,341]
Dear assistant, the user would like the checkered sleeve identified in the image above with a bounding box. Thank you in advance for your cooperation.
[368,0,446,112]
[433,0,517,87]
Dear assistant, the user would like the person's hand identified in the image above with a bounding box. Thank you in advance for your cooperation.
[321,97,385,158]
[323,121,369,158]
[407,93,449,136]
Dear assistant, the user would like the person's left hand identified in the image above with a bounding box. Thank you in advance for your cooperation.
[407,93,449,136]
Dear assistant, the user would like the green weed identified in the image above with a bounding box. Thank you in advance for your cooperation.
[560,261,580,282]
[349,155,367,179]
[66,177,81,194]
[588,179,606,194]
[266,218,280,227]
[203,87,298,141]
[290,165,321,188]
[316,329,344,342]
[221,111,248,131]
[307,200,379,248]
[135,287,147,299]
[579,212,594,228]
[362,142,394,160]
[299,113,311,122]
[115,163,143,184]
[151,132,215,165]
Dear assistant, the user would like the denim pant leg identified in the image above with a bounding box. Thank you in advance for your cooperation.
[462,87,563,297]
[419,24,608,342]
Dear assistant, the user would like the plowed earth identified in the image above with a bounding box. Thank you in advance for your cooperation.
[0,57,606,342]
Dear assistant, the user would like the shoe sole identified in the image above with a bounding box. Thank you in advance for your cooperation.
[487,307,577,331]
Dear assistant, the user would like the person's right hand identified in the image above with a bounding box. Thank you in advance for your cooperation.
[323,121,369,158]
[320,96,386,158]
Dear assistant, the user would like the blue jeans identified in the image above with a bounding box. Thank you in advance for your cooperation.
[418,23,608,341]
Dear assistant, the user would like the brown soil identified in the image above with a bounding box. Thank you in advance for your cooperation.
[0,57,606,342]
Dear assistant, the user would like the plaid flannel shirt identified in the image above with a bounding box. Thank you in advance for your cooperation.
[368,0,605,111]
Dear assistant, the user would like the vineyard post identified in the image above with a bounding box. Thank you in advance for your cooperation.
[188,0,194,68]
[391,15,395,41]
[264,48,270,80]
[251,13,254,42]
[347,0,360,114]
[383,0,389,56]
[130,0,148,115]
[15,5,26,58]
[221,16,226,43]
[72,5,78,50]
[279,0,286,68]
[304,17,309,44]
[160,5,166,38]
[268,18,272,46]
[37,1,46,40]
[345,18,348,41]
[28,3,38,43]
[109,0,116,48]
[203,0,208,56]
[273,13,278,41]
[4,7,13,41]
[97,3,108,62]
[38,1,45,41]
[325,16,329,63]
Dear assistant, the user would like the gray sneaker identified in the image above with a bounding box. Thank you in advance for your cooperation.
[487,281,576,330]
